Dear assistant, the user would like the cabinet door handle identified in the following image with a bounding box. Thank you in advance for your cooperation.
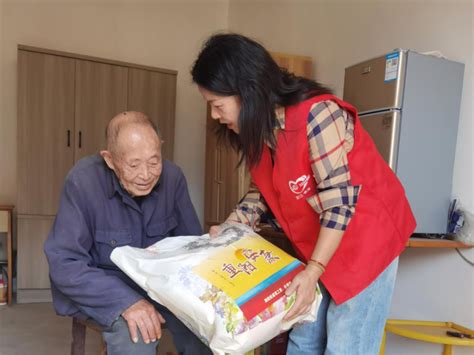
[78,131,82,148]
[67,130,71,147]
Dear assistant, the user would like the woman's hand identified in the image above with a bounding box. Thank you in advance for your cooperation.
[208,225,222,238]
[282,226,343,321]
[283,265,322,321]
[209,220,241,238]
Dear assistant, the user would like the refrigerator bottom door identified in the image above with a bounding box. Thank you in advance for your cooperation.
[358,110,401,171]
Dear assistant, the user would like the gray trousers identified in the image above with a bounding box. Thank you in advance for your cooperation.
[102,308,212,355]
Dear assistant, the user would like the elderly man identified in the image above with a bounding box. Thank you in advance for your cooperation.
[44,112,211,355]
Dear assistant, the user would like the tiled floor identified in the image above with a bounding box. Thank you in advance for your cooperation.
[0,302,177,355]
[0,302,102,355]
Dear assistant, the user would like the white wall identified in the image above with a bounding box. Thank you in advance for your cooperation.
[229,0,473,354]
[0,0,230,223]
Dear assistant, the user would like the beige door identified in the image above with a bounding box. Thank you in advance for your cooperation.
[128,68,177,161]
[74,60,128,160]
[17,50,75,215]
[17,215,54,291]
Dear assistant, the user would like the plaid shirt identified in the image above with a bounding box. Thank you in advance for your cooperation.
[228,100,361,231]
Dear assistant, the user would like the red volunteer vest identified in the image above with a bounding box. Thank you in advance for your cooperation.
[250,94,416,304]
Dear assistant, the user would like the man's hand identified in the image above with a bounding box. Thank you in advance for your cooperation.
[283,266,322,321]
[121,299,166,344]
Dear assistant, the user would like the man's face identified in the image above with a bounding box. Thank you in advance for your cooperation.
[102,125,163,197]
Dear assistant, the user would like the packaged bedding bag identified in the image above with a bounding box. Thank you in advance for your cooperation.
[111,223,322,354]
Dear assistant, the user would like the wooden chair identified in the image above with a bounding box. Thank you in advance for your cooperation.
[71,317,107,355]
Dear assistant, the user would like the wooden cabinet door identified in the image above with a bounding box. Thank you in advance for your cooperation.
[204,147,223,227]
[204,119,228,227]
[74,60,128,160]
[128,68,177,161]
[17,50,75,215]
[204,112,243,229]
[271,52,313,78]
[17,215,54,299]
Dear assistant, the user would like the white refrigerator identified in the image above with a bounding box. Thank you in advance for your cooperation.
[343,49,464,234]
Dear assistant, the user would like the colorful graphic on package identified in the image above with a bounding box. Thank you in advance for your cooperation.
[193,235,304,320]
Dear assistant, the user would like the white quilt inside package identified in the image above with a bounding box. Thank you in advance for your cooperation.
[111,224,322,354]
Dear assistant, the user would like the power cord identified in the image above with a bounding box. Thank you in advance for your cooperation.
[446,199,474,266]
[455,248,474,266]
[413,232,474,266]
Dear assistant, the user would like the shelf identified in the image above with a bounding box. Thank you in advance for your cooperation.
[207,222,473,250]
[407,237,472,249]
[257,225,473,249]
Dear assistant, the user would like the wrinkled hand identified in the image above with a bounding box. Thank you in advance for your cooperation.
[283,267,321,321]
[122,299,166,344]
[209,220,240,238]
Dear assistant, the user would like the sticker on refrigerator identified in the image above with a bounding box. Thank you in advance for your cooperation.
[385,52,399,82]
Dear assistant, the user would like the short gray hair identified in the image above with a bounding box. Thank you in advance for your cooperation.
[105,111,162,153]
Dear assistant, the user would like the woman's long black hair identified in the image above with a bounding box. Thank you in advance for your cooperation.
[192,33,332,167]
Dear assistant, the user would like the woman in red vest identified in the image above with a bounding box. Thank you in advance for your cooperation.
[192,34,416,355]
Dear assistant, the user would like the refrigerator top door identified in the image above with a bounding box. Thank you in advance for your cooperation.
[343,50,407,114]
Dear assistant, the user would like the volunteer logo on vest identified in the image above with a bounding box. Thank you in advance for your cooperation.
[289,174,311,200]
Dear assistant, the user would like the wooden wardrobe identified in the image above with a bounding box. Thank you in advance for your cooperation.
[204,52,313,231]
[17,45,177,303]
